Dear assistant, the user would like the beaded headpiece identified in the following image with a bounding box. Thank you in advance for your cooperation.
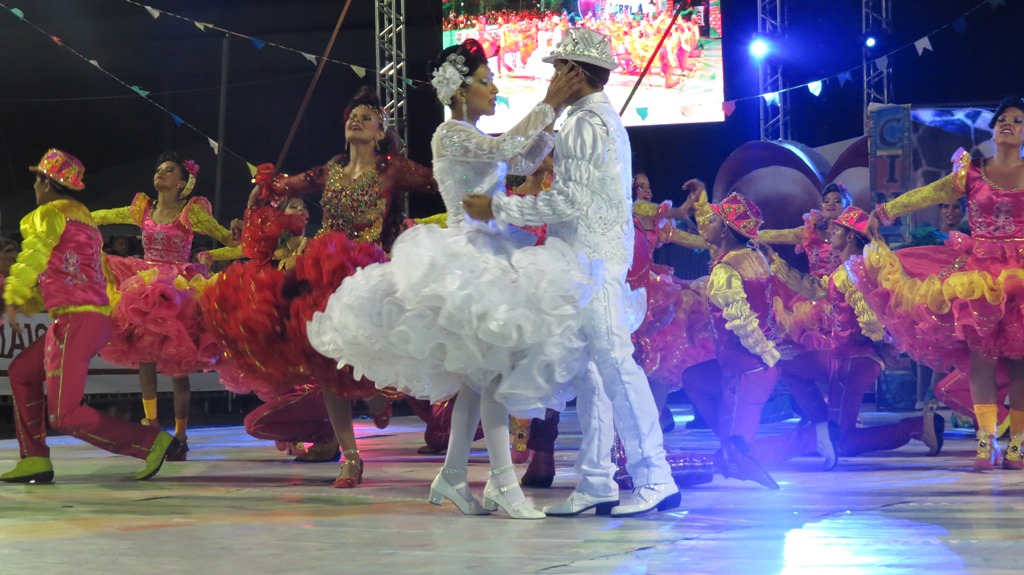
[431,52,474,106]
[178,159,200,200]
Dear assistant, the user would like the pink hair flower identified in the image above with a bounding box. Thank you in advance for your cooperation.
[183,160,200,176]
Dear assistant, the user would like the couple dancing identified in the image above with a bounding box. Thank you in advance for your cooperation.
[308,29,679,518]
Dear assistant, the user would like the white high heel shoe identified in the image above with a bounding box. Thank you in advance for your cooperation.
[428,467,491,515]
[481,465,545,519]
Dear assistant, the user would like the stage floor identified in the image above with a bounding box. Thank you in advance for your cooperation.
[0,407,1019,575]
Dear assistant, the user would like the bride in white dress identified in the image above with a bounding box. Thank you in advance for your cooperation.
[308,39,595,519]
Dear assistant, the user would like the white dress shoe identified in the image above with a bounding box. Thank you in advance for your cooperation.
[610,482,680,517]
[543,490,619,517]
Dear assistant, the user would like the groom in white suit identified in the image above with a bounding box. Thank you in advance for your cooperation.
[463,27,679,517]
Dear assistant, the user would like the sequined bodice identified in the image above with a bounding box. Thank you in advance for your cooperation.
[431,121,513,228]
[142,205,192,263]
[320,161,387,243]
[966,163,1024,241]
[805,238,842,277]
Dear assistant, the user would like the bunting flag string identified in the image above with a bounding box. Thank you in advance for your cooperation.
[117,0,432,89]
[2,0,1006,123]
[712,0,998,116]
[1,2,255,168]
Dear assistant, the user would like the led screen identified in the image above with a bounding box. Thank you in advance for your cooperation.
[441,1,724,133]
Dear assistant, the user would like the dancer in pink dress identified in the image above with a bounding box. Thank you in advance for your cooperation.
[92,152,235,459]
[861,95,1024,470]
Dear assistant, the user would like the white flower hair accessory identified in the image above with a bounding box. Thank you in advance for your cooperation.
[431,53,473,106]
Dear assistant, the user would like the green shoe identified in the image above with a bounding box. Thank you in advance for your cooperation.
[136,432,179,481]
[1,457,55,484]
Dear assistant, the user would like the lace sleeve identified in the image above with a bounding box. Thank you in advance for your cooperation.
[491,112,601,227]
[875,174,961,225]
[707,261,780,367]
[665,228,711,250]
[434,103,555,165]
[771,253,828,300]
[758,227,802,245]
[185,198,236,246]
[693,189,713,235]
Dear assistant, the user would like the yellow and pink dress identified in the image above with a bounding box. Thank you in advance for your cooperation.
[91,193,233,376]
[629,200,715,393]
[851,150,1024,371]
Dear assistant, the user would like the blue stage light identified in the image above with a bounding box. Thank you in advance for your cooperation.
[749,37,770,60]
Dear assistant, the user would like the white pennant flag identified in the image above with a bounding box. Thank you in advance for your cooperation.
[351,65,366,78]
[875,55,888,70]
[89,60,101,69]
[301,52,317,65]
[144,6,160,19]
[807,81,822,97]
[914,36,932,55]
[208,138,219,154]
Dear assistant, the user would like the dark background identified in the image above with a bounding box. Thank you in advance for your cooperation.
[0,0,1020,236]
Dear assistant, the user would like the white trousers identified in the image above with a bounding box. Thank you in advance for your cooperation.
[575,278,672,496]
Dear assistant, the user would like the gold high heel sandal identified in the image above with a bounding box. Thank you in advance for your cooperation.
[333,449,363,488]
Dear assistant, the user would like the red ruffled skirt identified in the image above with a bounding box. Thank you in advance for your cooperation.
[201,232,386,399]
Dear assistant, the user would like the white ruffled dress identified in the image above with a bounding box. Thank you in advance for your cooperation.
[307,103,601,417]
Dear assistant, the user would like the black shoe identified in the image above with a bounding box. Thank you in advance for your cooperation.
[717,436,779,490]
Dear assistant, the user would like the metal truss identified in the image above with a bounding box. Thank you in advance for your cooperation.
[376,0,408,155]
[862,0,893,120]
[757,0,789,141]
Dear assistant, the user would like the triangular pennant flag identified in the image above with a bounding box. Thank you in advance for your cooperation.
[250,38,265,50]
[807,80,822,97]
[636,107,649,121]
[914,36,932,55]
[497,95,510,108]
[247,163,258,178]
[170,114,184,127]
[194,21,210,31]
[403,77,415,87]
[50,35,62,46]
[988,0,1006,8]
[89,59,101,68]
[838,71,852,86]
[350,65,366,78]
[301,52,317,65]
[722,100,736,117]
[763,92,779,106]
[9,7,24,19]
[144,6,160,18]
[208,138,219,154]
[130,85,150,97]
[875,55,888,70]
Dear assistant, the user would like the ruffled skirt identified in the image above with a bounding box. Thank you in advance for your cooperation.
[849,238,1024,371]
[101,257,221,376]
[201,232,383,400]
[633,268,715,392]
[307,222,602,417]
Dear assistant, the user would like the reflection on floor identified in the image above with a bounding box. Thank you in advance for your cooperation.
[0,406,1018,575]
